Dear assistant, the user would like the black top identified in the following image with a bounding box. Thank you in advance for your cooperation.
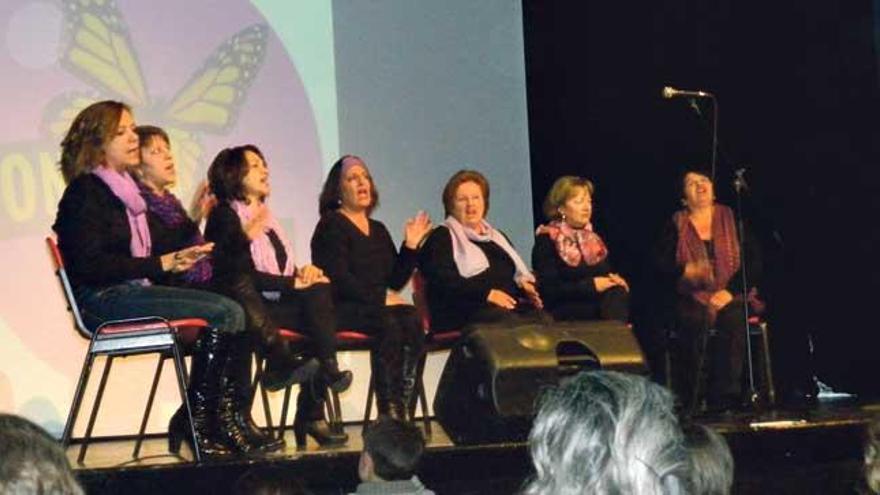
[531,233,615,310]
[53,174,164,291]
[144,199,204,287]
[310,211,417,309]
[204,202,296,296]
[417,225,520,331]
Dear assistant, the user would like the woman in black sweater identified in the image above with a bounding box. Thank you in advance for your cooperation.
[53,101,250,457]
[418,169,543,332]
[532,176,629,322]
[205,145,351,447]
[311,155,432,420]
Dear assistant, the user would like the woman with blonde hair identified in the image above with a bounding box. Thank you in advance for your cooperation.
[532,176,629,322]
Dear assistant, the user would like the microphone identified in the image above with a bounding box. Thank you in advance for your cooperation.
[733,167,749,193]
[662,86,714,99]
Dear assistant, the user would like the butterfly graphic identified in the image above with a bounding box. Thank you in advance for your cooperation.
[43,0,268,200]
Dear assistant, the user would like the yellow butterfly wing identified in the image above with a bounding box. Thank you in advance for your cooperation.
[164,24,268,132]
[60,0,148,106]
[41,92,98,141]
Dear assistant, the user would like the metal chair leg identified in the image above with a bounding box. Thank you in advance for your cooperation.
[133,355,166,458]
[758,322,776,405]
[62,351,95,448]
[363,372,375,427]
[78,355,114,464]
[171,343,201,463]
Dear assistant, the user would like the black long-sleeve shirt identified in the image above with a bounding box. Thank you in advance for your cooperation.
[417,225,519,331]
[310,211,417,309]
[53,174,164,291]
[531,233,615,311]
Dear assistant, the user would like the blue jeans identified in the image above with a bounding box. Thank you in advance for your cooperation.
[76,282,246,335]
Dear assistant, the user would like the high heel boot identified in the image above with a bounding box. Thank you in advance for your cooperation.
[292,376,348,448]
[167,328,232,458]
[230,276,320,392]
[371,351,405,421]
[399,344,422,422]
[319,357,353,393]
[220,334,285,453]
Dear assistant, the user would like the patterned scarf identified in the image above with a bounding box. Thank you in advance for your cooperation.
[138,182,212,285]
[443,216,535,284]
[535,220,608,267]
[674,204,740,309]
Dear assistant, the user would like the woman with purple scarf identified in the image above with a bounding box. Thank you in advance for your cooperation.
[132,126,300,454]
[418,169,544,332]
[532,176,629,322]
[655,169,763,412]
[205,145,352,448]
[53,101,252,458]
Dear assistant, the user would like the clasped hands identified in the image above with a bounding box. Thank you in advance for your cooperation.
[293,264,329,289]
[487,279,544,310]
[162,243,214,273]
[593,272,629,293]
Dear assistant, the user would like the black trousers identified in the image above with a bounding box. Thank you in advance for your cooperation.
[547,286,630,322]
[335,303,424,366]
[674,297,748,409]
[263,283,338,360]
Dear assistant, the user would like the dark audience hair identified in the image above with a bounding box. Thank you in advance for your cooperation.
[208,144,266,203]
[0,413,84,494]
[683,422,734,495]
[318,155,380,216]
[362,418,425,481]
[232,466,312,495]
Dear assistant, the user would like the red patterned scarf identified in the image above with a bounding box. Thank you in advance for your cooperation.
[674,204,740,309]
[535,220,608,267]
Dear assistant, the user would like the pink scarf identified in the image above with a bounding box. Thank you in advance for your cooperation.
[674,204,740,309]
[231,200,296,277]
[535,220,608,267]
[444,216,535,284]
[92,167,152,259]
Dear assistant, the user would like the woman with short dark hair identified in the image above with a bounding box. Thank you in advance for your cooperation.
[206,144,351,447]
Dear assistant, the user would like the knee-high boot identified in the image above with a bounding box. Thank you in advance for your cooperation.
[168,328,232,457]
[372,350,406,420]
[220,333,285,453]
[300,284,353,393]
[292,377,349,448]
[399,343,422,422]
[229,276,320,392]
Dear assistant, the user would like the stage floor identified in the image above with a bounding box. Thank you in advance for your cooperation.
[70,399,878,494]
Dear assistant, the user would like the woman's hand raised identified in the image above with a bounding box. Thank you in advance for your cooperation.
[404,211,432,249]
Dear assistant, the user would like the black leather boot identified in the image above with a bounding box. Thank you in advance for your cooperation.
[399,344,422,422]
[221,334,285,453]
[167,328,232,458]
[371,351,405,420]
[319,357,353,394]
[292,377,348,448]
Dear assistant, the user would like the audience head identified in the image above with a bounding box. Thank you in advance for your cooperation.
[359,418,425,482]
[232,467,311,495]
[681,169,715,211]
[60,100,135,183]
[319,155,379,216]
[442,169,490,228]
[683,423,734,495]
[0,413,84,495]
[864,416,880,494]
[524,370,690,495]
[542,175,595,228]
[208,144,269,203]
[134,125,176,193]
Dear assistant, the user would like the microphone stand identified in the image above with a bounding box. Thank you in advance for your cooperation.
[734,171,759,406]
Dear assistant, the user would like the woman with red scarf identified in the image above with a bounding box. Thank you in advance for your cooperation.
[656,169,762,412]
[532,176,629,322]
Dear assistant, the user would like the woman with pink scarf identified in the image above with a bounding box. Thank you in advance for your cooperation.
[418,170,543,332]
[53,101,252,457]
[532,176,629,322]
[205,145,351,448]
[655,169,762,412]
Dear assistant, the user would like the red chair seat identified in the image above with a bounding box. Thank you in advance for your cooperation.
[98,318,209,336]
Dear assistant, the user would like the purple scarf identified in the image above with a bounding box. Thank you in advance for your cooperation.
[231,200,296,277]
[535,220,608,267]
[138,182,213,285]
[443,216,535,284]
[92,167,152,258]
